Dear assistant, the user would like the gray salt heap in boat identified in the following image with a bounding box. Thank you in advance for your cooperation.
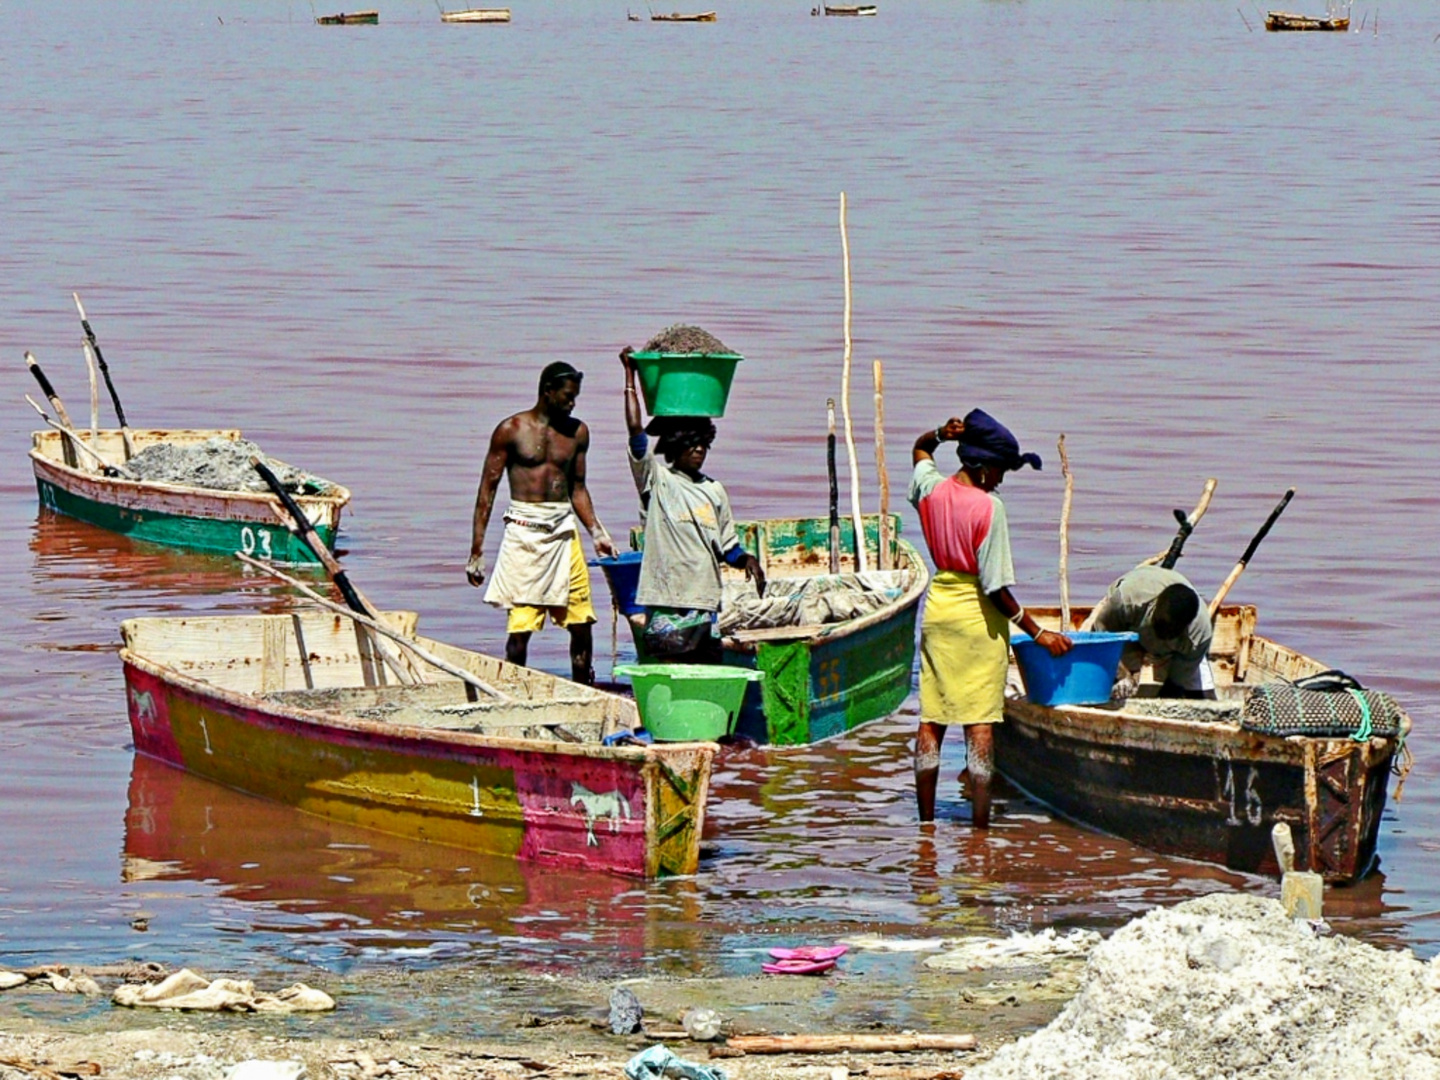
[642,324,734,355]
[125,438,332,495]
[968,893,1440,1080]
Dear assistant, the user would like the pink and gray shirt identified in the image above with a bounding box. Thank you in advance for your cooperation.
[908,460,1015,595]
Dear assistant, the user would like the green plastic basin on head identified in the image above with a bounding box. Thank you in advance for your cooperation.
[613,663,763,741]
[629,351,743,418]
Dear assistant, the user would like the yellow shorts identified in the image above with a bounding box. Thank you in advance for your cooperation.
[505,536,596,634]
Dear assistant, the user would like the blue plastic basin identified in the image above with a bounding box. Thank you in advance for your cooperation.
[589,551,645,616]
[1010,631,1139,706]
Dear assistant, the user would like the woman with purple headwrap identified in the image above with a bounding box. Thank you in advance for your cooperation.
[908,409,1071,827]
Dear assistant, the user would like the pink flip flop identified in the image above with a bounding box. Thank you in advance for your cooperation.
[767,945,849,962]
[761,956,838,975]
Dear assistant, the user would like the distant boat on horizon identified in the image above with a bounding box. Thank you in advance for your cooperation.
[1264,8,1350,30]
[315,9,379,24]
[651,10,717,21]
[440,7,511,23]
[814,4,878,15]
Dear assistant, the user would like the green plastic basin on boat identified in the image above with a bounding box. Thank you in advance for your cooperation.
[628,351,744,418]
[613,663,763,741]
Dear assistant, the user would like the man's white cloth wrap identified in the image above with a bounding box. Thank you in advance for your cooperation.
[483,502,578,609]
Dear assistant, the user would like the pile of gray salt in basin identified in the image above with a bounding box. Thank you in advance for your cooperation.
[642,324,735,354]
[125,437,331,495]
[969,893,1440,1080]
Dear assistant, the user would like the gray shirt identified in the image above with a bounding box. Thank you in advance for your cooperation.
[629,445,739,612]
[1090,564,1213,687]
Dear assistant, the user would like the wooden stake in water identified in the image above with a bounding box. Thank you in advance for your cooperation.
[838,192,868,572]
[873,359,891,571]
[1058,434,1073,630]
[827,398,840,574]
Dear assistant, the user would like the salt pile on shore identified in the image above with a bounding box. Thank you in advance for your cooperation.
[970,893,1440,1080]
[126,438,329,495]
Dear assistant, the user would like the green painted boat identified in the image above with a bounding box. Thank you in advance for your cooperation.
[30,428,350,565]
[619,514,926,746]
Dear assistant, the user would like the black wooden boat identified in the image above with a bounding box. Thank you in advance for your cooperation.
[997,605,1408,884]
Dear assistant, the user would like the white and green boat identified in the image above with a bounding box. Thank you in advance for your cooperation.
[30,428,350,565]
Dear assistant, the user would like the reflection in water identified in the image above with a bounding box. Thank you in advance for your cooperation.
[122,753,712,971]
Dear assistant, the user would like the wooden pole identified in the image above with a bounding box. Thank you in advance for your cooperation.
[74,293,134,460]
[839,192,868,572]
[827,398,840,574]
[1143,477,1218,567]
[26,351,78,469]
[1058,434,1073,630]
[873,359,891,571]
[721,1034,976,1055]
[82,337,99,446]
[1208,488,1295,618]
[238,554,511,700]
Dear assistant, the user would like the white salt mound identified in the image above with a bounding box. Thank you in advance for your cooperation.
[970,893,1440,1080]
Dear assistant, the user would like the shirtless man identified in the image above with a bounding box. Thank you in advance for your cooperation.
[467,361,616,684]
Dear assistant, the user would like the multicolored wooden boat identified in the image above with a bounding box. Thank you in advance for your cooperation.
[440,7,511,22]
[120,610,714,879]
[1264,10,1349,30]
[30,428,349,565]
[615,514,926,746]
[316,10,379,24]
[996,605,1409,884]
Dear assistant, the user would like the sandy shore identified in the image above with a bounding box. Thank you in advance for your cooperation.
[0,959,1074,1080]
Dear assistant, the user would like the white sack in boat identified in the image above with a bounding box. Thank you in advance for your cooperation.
[112,967,335,1012]
[719,571,905,634]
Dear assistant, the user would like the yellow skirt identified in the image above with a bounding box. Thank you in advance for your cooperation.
[919,571,1010,727]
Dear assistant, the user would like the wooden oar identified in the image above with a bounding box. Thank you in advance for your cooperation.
[250,455,421,687]
[24,395,135,478]
[826,398,840,574]
[1144,477,1218,568]
[73,293,134,460]
[1208,487,1295,618]
[238,553,510,700]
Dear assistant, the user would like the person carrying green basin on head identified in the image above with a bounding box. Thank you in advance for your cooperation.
[619,346,765,665]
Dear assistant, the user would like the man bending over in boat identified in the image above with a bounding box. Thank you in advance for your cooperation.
[620,347,764,664]
[468,361,616,684]
[910,411,1070,827]
[1085,565,1215,700]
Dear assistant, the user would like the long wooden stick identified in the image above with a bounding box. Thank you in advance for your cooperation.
[82,338,99,446]
[25,396,134,478]
[839,192,868,573]
[74,293,134,460]
[1058,434,1073,629]
[873,359,891,571]
[827,398,840,574]
[26,351,79,469]
[238,554,511,700]
[1143,477,1218,567]
[722,1033,976,1055]
[1208,487,1295,618]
